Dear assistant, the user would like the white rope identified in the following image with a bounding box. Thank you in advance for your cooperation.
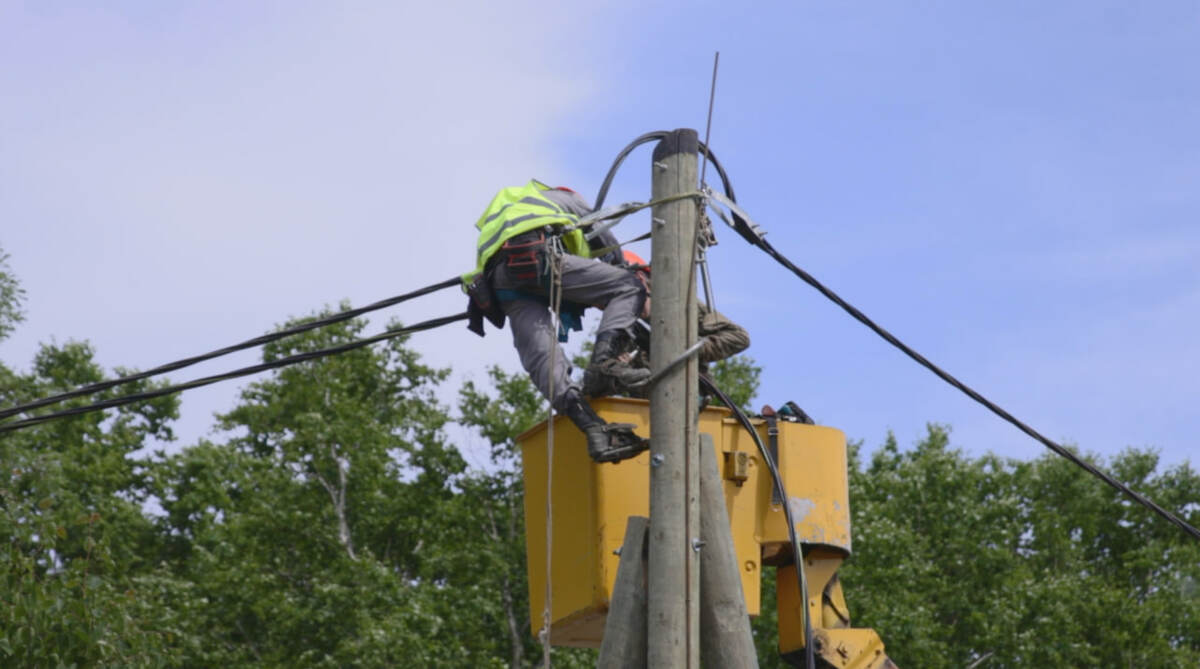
[539,242,565,669]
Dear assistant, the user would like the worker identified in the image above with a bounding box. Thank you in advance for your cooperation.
[585,250,750,398]
[463,180,650,463]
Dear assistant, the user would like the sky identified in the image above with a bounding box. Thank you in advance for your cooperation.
[3,1,1198,474]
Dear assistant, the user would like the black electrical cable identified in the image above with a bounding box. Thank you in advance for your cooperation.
[594,132,737,208]
[0,312,468,435]
[594,134,764,254]
[0,276,462,421]
[664,136,1200,543]
[593,131,667,210]
[701,374,816,669]
[749,235,1200,542]
[593,132,739,207]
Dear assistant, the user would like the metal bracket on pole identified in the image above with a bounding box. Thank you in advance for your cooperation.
[705,186,769,245]
[629,339,704,391]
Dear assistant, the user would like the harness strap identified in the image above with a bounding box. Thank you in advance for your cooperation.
[764,413,781,506]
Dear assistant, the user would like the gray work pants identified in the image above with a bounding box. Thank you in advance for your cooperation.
[492,253,644,410]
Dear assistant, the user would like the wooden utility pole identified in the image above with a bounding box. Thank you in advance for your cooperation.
[648,128,701,668]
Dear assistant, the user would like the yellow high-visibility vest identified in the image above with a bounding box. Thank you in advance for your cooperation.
[462,180,589,287]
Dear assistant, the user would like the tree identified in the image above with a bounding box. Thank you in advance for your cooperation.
[0,248,25,342]
[148,309,485,667]
[0,254,183,667]
[8,255,1195,667]
[707,354,761,412]
[841,426,1200,668]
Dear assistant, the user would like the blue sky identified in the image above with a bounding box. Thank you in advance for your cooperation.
[3,2,1198,471]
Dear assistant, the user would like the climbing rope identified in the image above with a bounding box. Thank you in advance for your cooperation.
[539,238,566,668]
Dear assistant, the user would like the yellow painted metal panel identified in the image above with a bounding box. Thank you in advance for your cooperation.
[759,423,853,554]
[520,411,602,646]
[518,397,897,661]
[777,550,843,655]
[519,397,763,647]
[810,629,896,669]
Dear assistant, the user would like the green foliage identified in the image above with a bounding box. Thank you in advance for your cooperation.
[0,338,183,667]
[0,248,25,342]
[707,354,761,412]
[147,310,491,667]
[3,259,1196,667]
[840,425,1200,668]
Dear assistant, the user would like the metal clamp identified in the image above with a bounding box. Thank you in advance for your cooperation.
[704,186,768,243]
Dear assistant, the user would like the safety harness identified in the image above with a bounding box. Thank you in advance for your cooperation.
[464,181,592,339]
[462,180,589,288]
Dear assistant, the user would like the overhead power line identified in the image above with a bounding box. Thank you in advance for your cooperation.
[0,276,461,421]
[599,132,1200,543]
[0,313,467,434]
[705,191,1200,543]
[7,131,1195,544]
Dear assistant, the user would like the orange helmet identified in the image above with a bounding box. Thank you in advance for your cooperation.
[623,250,649,274]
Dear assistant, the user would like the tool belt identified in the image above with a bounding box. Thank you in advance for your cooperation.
[470,227,584,340]
[497,229,549,283]
[466,228,554,338]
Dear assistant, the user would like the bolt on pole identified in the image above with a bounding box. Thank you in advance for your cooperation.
[648,128,701,669]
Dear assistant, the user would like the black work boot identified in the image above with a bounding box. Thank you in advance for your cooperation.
[582,330,651,397]
[559,389,649,463]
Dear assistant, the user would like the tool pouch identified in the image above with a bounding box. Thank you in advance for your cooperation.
[499,230,547,283]
[465,272,505,337]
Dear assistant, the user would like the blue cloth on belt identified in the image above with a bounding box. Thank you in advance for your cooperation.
[495,289,585,342]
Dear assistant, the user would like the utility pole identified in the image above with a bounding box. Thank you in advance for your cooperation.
[648,128,701,668]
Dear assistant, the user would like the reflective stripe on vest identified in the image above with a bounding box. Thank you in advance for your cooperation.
[462,180,589,287]
[480,196,564,228]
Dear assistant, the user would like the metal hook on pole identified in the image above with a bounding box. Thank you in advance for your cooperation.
[697,247,715,311]
[695,207,718,311]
